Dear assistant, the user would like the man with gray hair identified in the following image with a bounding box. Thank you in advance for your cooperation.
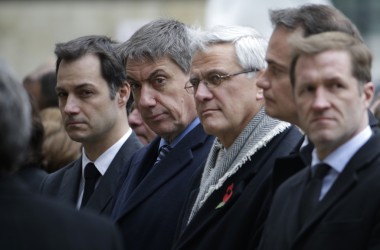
[0,60,124,250]
[111,19,214,250]
[172,25,302,250]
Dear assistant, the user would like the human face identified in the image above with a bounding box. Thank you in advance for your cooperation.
[129,106,156,145]
[56,54,128,148]
[191,43,263,148]
[257,26,298,125]
[126,56,197,142]
[294,50,373,159]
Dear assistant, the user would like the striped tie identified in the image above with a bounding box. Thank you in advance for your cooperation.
[154,145,172,166]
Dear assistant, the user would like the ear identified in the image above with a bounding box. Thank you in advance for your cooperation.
[118,81,131,107]
[362,82,374,108]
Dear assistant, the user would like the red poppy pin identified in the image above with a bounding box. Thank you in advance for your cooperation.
[215,183,234,209]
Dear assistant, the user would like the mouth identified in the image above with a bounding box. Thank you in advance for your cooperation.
[65,120,85,127]
[200,108,219,116]
[310,116,334,125]
[146,112,165,122]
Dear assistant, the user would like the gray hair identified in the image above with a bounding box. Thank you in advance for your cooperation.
[189,25,268,72]
[0,60,31,173]
[117,18,193,74]
[269,4,364,42]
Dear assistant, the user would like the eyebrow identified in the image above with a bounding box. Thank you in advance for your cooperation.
[55,83,95,92]
[127,69,168,84]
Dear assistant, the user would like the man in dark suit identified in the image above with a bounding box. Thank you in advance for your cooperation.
[0,60,124,250]
[111,19,215,250]
[40,35,143,216]
[171,25,302,250]
[259,31,380,250]
[256,4,378,190]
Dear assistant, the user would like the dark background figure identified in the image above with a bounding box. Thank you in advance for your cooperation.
[17,93,48,192]
[40,107,82,173]
[0,59,124,250]
[127,95,157,145]
[23,60,57,111]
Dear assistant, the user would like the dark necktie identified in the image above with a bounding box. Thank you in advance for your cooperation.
[154,145,172,166]
[81,162,101,207]
[299,163,331,224]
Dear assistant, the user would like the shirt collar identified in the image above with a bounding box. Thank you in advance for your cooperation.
[82,128,132,175]
[311,126,372,173]
[158,117,200,149]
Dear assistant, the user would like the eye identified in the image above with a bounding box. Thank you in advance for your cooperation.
[56,91,68,98]
[207,74,222,86]
[332,83,344,89]
[130,82,141,91]
[297,84,315,96]
[79,89,94,98]
[189,78,200,88]
[152,76,167,87]
[127,79,141,92]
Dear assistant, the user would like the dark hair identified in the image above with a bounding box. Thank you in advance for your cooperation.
[117,19,193,74]
[289,31,372,87]
[21,94,45,169]
[55,35,126,99]
[0,61,31,173]
[40,71,58,109]
[270,4,364,42]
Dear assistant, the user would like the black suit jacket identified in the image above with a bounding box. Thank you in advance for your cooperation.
[40,132,142,216]
[172,126,302,250]
[259,133,380,250]
[272,110,379,192]
[1,175,123,250]
[112,123,214,250]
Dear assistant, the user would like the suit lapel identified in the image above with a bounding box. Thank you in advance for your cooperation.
[178,146,280,247]
[58,160,82,204]
[85,132,142,213]
[119,140,194,215]
[117,124,209,218]
[294,134,380,246]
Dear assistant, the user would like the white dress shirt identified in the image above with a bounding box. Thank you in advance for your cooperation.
[311,126,372,200]
[77,128,132,208]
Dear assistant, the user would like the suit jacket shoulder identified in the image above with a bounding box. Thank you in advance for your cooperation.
[173,125,302,250]
[113,123,214,250]
[1,176,124,250]
[40,132,143,216]
[260,133,380,250]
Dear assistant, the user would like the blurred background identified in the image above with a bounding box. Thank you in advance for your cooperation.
[1,0,379,83]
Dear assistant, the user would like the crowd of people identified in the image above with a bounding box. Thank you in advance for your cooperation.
[1,3,380,250]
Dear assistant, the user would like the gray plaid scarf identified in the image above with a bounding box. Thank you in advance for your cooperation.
[187,108,290,224]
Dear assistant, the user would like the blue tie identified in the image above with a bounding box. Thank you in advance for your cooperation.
[154,145,172,166]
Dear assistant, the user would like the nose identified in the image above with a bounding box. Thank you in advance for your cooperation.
[63,95,80,115]
[194,81,213,102]
[138,85,156,109]
[312,87,331,110]
[256,70,270,90]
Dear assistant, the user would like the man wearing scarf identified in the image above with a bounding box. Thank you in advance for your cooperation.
[172,25,302,250]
